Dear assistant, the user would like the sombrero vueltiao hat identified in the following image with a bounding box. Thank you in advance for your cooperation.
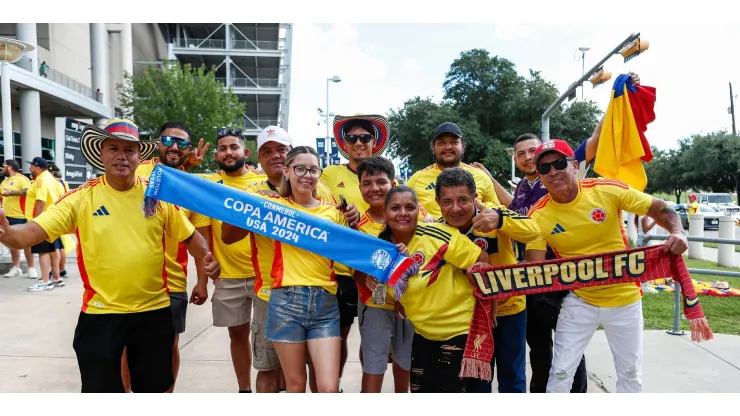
[333,114,389,160]
[80,119,158,171]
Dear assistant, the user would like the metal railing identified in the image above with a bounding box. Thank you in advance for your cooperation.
[10,56,102,102]
[174,39,281,51]
[643,232,740,336]
[243,118,278,129]
[215,77,280,89]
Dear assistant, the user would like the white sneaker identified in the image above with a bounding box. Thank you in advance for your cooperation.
[51,278,65,288]
[28,280,54,292]
[27,268,39,279]
[4,267,22,278]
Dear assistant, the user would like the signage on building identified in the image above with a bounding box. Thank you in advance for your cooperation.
[64,118,95,186]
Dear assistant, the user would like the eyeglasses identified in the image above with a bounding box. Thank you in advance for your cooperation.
[160,135,191,150]
[536,157,574,175]
[217,127,243,138]
[345,134,374,144]
[292,165,323,178]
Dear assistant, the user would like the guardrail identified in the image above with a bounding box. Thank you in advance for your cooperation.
[644,225,740,336]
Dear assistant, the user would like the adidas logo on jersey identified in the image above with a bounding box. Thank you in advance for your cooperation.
[337,182,345,188]
[426,183,436,190]
[551,223,566,234]
[92,206,110,216]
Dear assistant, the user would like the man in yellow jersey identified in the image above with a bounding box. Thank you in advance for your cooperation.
[132,121,209,392]
[1,160,36,279]
[687,193,699,221]
[0,119,220,393]
[47,163,71,281]
[525,139,687,393]
[26,157,65,292]
[321,113,387,391]
[242,125,336,393]
[433,167,544,393]
[407,122,499,219]
[352,156,416,393]
[190,127,263,393]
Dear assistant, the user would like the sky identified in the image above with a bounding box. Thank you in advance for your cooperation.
[286,21,740,167]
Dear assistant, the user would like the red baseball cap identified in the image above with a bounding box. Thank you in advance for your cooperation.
[534,139,575,164]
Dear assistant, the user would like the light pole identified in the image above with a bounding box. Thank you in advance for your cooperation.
[505,147,515,188]
[577,47,590,100]
[325,75,341,167]
[0,38,35,161]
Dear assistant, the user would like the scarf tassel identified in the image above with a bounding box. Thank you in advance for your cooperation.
[391,261,418,302]
[459,358,492,382]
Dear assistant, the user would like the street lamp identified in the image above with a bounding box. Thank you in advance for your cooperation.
[505,147,515,190]
[325,75,341,167]
[577,47,590,100]
[0,38,35,161]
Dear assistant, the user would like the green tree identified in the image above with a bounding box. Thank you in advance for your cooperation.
[644,146,688,203]
[117,60,246,171]
[680,131,739,195]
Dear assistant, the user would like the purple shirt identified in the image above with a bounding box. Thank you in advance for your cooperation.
[509,177,556,261]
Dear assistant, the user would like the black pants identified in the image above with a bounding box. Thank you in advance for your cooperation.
[526,293,588,393]
[410,334,468,393]
[72,307,175,393]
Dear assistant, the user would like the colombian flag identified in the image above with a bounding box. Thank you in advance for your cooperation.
[594,74,656,191]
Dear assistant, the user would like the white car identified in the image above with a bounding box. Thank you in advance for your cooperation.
[695,193,740,220]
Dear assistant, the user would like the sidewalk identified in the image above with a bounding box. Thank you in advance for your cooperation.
[1,258,738,393]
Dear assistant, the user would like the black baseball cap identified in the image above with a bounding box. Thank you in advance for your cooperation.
[432,122,463,142]
[27,157,48,169]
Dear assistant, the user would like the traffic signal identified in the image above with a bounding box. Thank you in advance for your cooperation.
[589,68,612,88]
[619,37,649,63]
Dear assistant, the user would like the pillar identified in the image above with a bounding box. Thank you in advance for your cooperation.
[688,214,704,260]
[90,23,108,123]
[16,24,38,72]
[17,24,42,172]
[121,23,133,79]
[1,63,13,161]
[718,216,735,268]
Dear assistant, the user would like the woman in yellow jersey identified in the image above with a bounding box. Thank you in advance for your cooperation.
[352,156,422,393]
[368,186,491,393]
[225,146,349,393]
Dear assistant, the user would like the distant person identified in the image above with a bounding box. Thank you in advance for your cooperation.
[687,194,700,219]
[1,160,37,279]
[39,61,48,78]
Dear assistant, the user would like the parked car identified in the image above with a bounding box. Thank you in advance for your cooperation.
[695,193,740,220]
[674,203,721,230]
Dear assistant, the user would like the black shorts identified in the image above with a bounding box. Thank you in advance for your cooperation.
[8,217,27,226]
[72,307,175,393]
[170,292,188,334]
[31,237,62,254]
[410,333,468,393]
[335,274,358,328]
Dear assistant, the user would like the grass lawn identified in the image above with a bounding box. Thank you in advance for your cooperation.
[641,258,740,335]
[703,242,740,253]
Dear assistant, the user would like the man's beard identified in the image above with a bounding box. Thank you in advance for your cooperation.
[159,151,186,169]
[219,158,245,173]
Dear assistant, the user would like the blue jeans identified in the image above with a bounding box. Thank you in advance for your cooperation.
[466,309,527,393]
[265,286,340,343]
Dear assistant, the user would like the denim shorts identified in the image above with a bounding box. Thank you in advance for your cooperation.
[265,286,340,343]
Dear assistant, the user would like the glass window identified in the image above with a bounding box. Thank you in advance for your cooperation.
[41,137,55,162]
[0,130,23,166]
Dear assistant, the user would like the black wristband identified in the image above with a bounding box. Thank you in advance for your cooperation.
[496,208,504,229]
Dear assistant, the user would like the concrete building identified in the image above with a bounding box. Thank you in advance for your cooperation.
[0,23,292,188]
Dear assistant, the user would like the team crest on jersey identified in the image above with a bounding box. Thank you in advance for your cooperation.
[473,237,488,251]
[410,251,426,266]
[590,208,607,223]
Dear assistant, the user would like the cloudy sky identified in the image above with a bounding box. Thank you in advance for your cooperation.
[286,18,739,166]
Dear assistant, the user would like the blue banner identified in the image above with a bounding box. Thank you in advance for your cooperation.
[143,165,417,286]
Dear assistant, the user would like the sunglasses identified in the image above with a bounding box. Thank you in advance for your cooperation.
[218,127,243,138]
[345,134,374,145]
[160,135,191,150]
[536,157,574,175]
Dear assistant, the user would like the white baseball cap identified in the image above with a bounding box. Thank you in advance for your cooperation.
[257,125,293,152]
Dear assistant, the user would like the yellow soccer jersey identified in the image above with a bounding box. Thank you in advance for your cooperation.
[247,195,348,295]
[526,178,653,308]
[34,170,64,214]
[441,204,544,316]
[190,170,262,279]
[136,158,198,293]
[1,173,31,219]
[33,175,195,314]
[399,223,483,341]
[244,178,338,301]
[407,163,498,219]
[24,180,36,221]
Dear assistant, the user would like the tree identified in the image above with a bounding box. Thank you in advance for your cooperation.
[680,131,739,195]
[117,60,246,171]
[644,146,688,203]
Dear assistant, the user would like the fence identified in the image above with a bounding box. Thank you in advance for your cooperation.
[643,213,740,336]
[11,56,101,102]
